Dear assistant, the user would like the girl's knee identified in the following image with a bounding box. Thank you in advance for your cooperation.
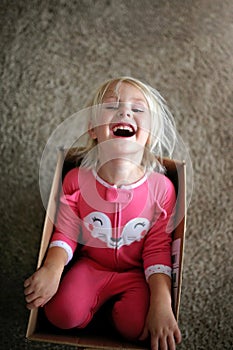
[112,303,146,340]
[113,315,144,340]
[111,283,149,340]
[44,300,91,329]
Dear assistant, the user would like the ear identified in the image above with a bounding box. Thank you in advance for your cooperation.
[88,122,97,140]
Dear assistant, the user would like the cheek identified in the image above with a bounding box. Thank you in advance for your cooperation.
[96,125,111,138]
[137,129,150,145]
[141,229,147,238]
[135,114,150,134]
[95,110,113,126]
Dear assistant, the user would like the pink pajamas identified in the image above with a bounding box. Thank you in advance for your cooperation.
[45,167,176,339]
[45,258,149,339]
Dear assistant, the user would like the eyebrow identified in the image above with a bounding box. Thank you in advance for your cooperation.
[103,96,147,106]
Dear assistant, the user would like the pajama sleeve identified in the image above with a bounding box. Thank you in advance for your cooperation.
[142,176,176,281]
[49,168,81,264]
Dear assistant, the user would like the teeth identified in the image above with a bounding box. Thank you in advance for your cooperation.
[113,125,134,132]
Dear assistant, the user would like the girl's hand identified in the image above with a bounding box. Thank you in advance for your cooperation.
[139,303,181,350]
[24,264,62,309]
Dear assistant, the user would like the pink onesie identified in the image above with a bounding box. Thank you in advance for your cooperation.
[44,167,176,340]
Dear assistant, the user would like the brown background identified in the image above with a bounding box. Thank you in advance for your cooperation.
[1,0,232,349]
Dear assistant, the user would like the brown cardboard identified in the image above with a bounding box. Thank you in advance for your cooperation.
[26,149,186,349]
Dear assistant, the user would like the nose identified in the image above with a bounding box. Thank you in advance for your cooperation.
[117,103,132,118]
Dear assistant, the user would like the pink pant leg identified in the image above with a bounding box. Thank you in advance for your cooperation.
[111,271,150,340]
[44,262,149,340]
[44,260,113,329]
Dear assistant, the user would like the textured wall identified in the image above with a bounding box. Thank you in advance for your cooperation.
[1,0,232,349]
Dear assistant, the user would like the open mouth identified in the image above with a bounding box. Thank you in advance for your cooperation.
[111,123,136,137]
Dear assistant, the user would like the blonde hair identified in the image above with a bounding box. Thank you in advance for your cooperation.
[68,76,177,173]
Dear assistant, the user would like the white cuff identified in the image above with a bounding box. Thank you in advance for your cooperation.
[49,240,73,265]
[145,264,172,281]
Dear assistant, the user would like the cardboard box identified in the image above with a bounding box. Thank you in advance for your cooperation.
[26,148,186,349]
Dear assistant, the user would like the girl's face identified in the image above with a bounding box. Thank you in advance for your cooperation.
[90,82,150,156]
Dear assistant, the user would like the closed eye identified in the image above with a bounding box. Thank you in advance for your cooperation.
[132,108,144,113]
[92,217,103,226]
[105,106,118,110]
[104,102,119,110]
[134,222,146,229]
[131,103,146,113]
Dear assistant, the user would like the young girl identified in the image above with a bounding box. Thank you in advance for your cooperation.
[24,77,182,350]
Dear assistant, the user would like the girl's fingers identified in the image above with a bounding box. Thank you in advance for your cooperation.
[24,284,35,296]
[25,292,37,304]
[174,328,182,344]
[159,336,168,350]
[150,335,159,350]
[157,331,180,350]
[26,296,45,310]
[24,278,31,288]
[167,334,176,350]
